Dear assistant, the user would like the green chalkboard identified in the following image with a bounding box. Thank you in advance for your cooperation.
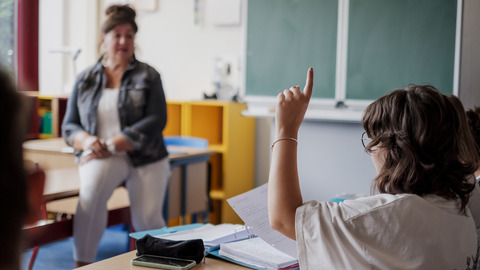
[346,0,457,99]
[246,0,458,100]
[246,0,338,99]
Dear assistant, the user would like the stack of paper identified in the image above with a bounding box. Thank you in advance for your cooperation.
[219,237,298,270]
[226,183,298,258]
[223,184,300,269]
[155,223,251,252]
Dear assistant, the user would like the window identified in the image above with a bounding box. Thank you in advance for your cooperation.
[0,0,15,74]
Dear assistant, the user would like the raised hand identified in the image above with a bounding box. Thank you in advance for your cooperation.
[274,67,314,139]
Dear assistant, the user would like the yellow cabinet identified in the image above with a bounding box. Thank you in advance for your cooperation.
[20,91,69,139]
[164,101,255,224]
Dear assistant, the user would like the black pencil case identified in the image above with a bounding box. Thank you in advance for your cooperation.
[135,234,205,264]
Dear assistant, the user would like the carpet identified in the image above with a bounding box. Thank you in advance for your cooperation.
[22,225,130,270]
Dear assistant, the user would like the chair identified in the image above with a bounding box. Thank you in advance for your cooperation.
[24,164,133,269]
[163,136,210,224]
[23,162,51,270]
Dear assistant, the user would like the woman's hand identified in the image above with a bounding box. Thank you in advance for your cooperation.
[76,134,111,165]
[82,135,109,157]
[275,67,314,139]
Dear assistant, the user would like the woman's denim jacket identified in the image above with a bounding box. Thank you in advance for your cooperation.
[62,58,168,167]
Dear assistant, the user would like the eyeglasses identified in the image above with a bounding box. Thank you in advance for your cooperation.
[361,132,372,149]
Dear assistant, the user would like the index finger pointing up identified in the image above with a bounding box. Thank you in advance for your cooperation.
[303,67,314,99]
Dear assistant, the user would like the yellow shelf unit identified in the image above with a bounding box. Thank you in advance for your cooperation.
[164,101,255,224]
[21,91,69,139]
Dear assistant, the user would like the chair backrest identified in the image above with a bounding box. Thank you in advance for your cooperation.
[25,161,46,226]
[164,136,208,149]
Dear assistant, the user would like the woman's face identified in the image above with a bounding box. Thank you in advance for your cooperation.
[103,23,135,64]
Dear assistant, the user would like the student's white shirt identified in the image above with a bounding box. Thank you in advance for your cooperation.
[295,179,480,270]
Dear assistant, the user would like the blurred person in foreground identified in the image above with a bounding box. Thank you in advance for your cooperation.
[0,67,45,270]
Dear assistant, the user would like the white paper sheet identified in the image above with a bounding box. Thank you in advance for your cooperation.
[227,183,298,258]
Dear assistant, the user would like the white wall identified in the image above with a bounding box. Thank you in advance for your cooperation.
[39,0,65,94]
[133,0,244,100]
[39,0,99,95]
[274,120,376,202]
[40,0,244,101]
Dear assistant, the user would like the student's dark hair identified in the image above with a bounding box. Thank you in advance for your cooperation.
[102,4,138,34]
[0,67,28,269]
[362,85,478,213]
[466,106,480,156]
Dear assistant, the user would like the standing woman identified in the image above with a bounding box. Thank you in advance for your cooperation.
[62,4,170,267]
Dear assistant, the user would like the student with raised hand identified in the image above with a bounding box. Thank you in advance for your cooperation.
[268,68,480,269]
[467,107,480,180]
[62,4,170,267]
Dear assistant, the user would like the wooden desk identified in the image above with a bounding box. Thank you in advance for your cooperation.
[77,251,249,270]
[23,138,214,170]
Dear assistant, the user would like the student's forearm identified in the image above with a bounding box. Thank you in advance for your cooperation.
[268,140,303,240]
[268,67,313,240]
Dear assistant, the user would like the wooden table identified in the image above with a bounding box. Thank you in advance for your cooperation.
[77,250,249,270]
[23,137,215,170]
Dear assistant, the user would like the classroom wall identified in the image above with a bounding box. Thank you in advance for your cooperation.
[118,0,245,101]
[39,0,98,95]
[40,0,245,101]
[38,0,480,201]
[277,120,376,202]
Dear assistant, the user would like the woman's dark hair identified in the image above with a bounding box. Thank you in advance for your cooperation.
[102,4,138,34]
[466,107,480,156]
[361,85,479,213]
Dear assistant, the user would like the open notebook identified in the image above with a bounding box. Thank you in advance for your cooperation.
[219,237,298,270]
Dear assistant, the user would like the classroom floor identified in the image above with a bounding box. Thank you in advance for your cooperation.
[22,225,130,270]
